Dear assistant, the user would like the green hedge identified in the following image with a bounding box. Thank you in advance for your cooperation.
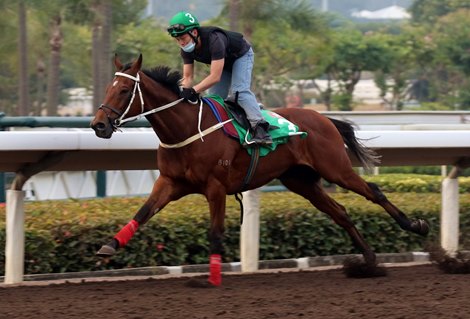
[2,189,470,276]
[362,174,470,193]
[378,166,470,176]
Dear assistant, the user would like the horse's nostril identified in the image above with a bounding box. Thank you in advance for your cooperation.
[92,122,107,131]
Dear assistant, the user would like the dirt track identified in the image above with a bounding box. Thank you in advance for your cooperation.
[1,264,469,319]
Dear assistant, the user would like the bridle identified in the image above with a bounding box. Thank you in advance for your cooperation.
[99,71,184,128]
[99,70,232,149]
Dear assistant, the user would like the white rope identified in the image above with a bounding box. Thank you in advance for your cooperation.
[197,99,204,141]
[114,72,143,125]
[112,71,230,149]
[159,119,233,149]
[114,72,139,82]
[116,98,184,125]
[113,71,184,126]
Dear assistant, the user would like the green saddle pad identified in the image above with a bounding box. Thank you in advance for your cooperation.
[206,94,307,156]
[236,109,307,156]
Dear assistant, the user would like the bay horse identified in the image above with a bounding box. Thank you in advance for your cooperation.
[91,54,429,286]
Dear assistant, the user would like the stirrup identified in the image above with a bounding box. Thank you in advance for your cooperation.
[251,124,273,146]
[251,136,273,146]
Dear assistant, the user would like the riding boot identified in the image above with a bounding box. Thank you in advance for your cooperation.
[251,120,273,146]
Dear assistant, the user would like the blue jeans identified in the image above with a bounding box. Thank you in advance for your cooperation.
[208,48,263,126]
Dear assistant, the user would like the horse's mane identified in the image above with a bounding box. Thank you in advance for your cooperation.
[121,63,182,96]
[142,66,182,96]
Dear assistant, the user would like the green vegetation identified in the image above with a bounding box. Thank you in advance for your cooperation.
[1,174,470,275]
[4,0,470,114]
[362,174,470,193]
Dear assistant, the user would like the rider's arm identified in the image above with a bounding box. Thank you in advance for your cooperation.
[193,58,225,93]
[182,63,194,88]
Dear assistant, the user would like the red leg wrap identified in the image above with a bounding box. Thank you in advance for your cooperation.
[114,220,139,247]
[208,254,222,286]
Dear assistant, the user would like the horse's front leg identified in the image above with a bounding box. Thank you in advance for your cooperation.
[96,176,187,257]
[206,182,227,287]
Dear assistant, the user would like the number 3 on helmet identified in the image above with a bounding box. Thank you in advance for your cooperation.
[167,11,200,37]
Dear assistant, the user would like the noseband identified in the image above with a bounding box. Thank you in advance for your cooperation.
[99,71,184,128]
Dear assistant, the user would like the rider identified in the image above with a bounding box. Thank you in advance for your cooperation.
[167,11,273,146]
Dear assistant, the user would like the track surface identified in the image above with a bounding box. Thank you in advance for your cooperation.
[1,264,469,319]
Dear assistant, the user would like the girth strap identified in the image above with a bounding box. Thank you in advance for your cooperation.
[235,145,261,225]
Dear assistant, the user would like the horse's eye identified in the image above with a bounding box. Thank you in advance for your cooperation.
[120,88,130,95]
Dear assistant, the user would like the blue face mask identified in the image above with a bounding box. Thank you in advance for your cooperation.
[181,40,196,53]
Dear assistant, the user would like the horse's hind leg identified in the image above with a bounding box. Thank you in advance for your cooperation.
[327,169,429,236]
[279,167,377,266]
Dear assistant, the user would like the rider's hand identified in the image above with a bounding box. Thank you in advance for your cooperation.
[181,87,200,103]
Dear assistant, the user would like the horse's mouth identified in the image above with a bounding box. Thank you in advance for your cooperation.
[94,130,113,139]
[91,122,114,139]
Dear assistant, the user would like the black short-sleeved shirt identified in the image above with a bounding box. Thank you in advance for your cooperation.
[181,26,251,71]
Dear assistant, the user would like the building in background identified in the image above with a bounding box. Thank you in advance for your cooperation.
[351,5,411,20]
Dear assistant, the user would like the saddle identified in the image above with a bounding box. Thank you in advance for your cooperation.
[223,94,252,131]
[202,94,307,157]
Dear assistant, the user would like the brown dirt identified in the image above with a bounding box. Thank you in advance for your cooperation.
[1,264,469,319]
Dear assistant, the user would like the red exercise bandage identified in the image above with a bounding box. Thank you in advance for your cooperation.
[114,219,139,247]
[208,254,222,286]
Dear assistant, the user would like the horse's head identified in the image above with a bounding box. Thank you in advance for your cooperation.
[91,54,143,139]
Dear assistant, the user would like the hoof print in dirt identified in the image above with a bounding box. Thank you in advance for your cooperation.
[185,278,216,288]
[342,256,387,278]
[427,244,470,274]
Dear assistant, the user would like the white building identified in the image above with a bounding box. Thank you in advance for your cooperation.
[351,5,411,20]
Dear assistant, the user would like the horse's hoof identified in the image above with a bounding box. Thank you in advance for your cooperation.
[411,219,429,236]
[96,244,116,257]
[185,278,216,288]
[342,256,387,278]
[427,244,470,274]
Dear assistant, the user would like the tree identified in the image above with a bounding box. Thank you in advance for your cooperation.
[114,19,180,69]
[430,9,470,109]
[218,0,330,107]
[0,0,149,116]
[250,18,331,107]
[17,0,29,115]
[36,0,88,115]
[90,0,109,112]
[409,0,470,25]
[373,29,424,110]
[0,1,19,115]
[326,29,390,110]
[45,14,63,116]
[90,0,146,112]
[229,0,240,32]
[221,0,327,40]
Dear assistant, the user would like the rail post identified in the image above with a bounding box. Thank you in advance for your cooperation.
[96,170,107,198]
[441,166,460,255]
[240,189,260,272]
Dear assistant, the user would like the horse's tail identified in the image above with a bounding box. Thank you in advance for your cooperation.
[328,117,381,171]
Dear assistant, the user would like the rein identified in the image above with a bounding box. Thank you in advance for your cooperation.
[111,72,185,126]
[159,118,233,148]
[102,71,232,149]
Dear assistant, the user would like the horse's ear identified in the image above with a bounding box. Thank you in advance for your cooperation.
[114,54,123,71]
[131,54,143,72]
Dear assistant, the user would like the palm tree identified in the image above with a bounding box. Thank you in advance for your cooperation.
[17,0,29,115]
[229,0,240,32]
[225,0,324,40]
[91,0,112,113]
[45,14,63,116]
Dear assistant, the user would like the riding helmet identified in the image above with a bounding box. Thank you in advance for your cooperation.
[167,12,200,37]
